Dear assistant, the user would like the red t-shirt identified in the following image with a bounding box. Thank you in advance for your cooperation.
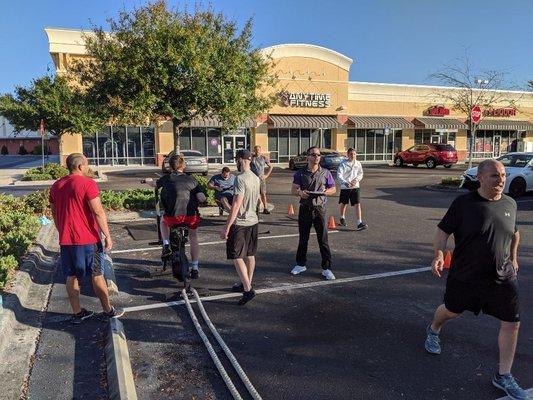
[49,174,101,245]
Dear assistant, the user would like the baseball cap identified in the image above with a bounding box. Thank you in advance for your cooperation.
[235,149,252,160]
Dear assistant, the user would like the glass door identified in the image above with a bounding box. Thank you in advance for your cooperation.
[222,135,247,163]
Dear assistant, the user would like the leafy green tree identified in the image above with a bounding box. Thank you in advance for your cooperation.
[75,1,277,151]
[0,75,105,137]
[528,80,533,90]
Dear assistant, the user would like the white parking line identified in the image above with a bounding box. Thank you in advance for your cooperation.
[122,266,430,313]
[495,388,533,399]
[112,231,339,254]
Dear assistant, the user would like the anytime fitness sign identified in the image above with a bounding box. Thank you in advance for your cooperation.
[279,91,331,108]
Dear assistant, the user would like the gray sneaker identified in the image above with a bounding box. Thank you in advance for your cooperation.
[424,324,441,354]
[492,373,529,400]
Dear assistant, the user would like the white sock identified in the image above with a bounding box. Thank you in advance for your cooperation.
[163,239,169,245]
[357,219,362,225]
[191,260,199,270]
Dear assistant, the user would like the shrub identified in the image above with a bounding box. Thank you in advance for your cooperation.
[123,189,155,210]
[23,189,50,215]
[22,163,68,181]
[1,145,8,155]
[441,177,461,186]
[32,144,50,155]
[193,174,216,206]
[18,146,28,155]
[0,255,18,290]
[43,163,68,179]
[100,190,127,210]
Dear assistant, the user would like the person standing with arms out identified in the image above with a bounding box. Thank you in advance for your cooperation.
[425,159,528,400]
[208,166,236,213]
[143,155,206,279]
[220,149,261,305]
[251,145,273,214]
[49,153,123,323]
[290,146,337,280]
[337,148,368,230]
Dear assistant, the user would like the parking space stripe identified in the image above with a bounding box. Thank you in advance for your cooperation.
[123,266,430,313]
[112,231,339,254]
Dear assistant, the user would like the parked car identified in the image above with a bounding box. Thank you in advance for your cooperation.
[162,150,208,175]
[394,143,458,169]
[460,152,533,197]
[289,149,346,171]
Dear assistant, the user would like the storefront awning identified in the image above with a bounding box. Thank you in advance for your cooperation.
[347,116,414,129]
[172,116,256,128]
[413,117,468,129]
[475,119,533,131]
[268,115,340,129]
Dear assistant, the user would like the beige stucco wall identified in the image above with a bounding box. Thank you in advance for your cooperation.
[59,133,83,165]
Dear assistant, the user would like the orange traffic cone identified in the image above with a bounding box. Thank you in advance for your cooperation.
[327,216,336,230]
[288,204,295,216]
[443,250,452,269]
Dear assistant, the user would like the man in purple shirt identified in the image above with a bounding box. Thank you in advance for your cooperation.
[290,146,337,280]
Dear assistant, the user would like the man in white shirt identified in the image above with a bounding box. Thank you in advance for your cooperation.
[336,148,368,231]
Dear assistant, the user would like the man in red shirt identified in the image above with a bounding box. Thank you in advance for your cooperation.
[49,153,122,323]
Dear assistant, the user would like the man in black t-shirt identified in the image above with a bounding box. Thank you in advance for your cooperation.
[143,155,206,278]
[424,159,527,399]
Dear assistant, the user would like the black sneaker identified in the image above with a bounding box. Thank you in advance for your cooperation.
[356,222,368,231]
[70,308,95,324]
[190,268,199,279]
[100,307,125,321]
[340,217,346,226]
[161,244,172,259]
[238,290,256,306]
[231,282,244,292]
[262,209,271,215]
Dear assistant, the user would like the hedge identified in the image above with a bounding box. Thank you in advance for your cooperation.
[23,163,68,181]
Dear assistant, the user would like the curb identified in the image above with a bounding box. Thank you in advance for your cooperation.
[106,318,138,400]
[107,206,222,222]
[425,184,468,193]
[12,172,108,186]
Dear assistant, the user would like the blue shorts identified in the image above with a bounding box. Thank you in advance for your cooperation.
[60,243,103,279]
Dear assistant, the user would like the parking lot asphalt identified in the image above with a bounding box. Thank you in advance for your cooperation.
[26,166,533,399]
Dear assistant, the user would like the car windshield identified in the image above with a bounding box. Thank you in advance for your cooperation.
[435,144,455,151]
[181,151,203,157]
[497,154,533,168]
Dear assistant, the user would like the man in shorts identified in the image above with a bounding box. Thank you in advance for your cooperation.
[425,159,527,400]
[251,145,273,214]
[144,154,206,278]
[337,148,368,230]
[220,149,260,305]
[49,153,122,323]
[208,166,235,213]
[290,146,337,280]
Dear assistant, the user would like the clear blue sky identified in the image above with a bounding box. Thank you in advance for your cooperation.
[1,0,532,94]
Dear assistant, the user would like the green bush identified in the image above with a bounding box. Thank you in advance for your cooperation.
[123,189,155,210]
[0,255,18,290]
[193,175,216,206]
[18,146,28,155]
[100,190,127,210]
[32,144,50,155]
[23,189,51,215]
[441,177,462,186]
[1,145,8,155]
[22,163,68,181]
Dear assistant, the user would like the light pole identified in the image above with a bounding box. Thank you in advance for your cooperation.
[384,125,393,165]
[467,79,489,169]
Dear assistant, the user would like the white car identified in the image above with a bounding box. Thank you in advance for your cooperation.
[460,152,533,197]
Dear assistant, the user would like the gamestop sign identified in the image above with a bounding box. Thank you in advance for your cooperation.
[484,108,517,117]
[279,91,331,108]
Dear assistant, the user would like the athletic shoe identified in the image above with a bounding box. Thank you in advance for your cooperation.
[262,209,271,215]
[190,269,199,279]
[424,324,441,354]
[291,265,307,275]
[100,307,125,320]
[339,217,346,226]
[492,373,529,400]
[356,222,368,231]
[161,244,172,259]
[321,269,336,280]
[238,290,256,306]
[232,282,245,292]
[70,308,95,324]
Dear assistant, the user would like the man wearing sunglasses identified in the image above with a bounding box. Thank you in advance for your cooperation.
[290,146,337,280]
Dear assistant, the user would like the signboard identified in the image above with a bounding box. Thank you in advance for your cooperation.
[483,108,516,117]
[471,106,482,124]
[424,105,450,117]
[279,91,331,108]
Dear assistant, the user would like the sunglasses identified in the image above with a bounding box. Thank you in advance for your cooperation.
[309,153,321,157]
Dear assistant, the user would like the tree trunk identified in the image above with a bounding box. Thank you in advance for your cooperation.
[172,117,182,154]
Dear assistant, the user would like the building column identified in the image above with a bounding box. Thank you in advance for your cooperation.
[402,129,415,150]
[332,127,347,153]
[155,121,174,166]
[455,129,468,161]
[60,133,83,165]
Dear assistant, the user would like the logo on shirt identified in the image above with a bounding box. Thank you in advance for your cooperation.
[504,212,511,217]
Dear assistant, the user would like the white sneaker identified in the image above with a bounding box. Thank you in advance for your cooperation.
[291,265,307,275]
[322,269,336,280]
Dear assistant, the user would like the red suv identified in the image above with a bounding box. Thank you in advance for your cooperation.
[394,143,458,169]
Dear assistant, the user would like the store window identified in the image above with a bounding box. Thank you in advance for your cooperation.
[347,129,398,161]
[268,128,331,162]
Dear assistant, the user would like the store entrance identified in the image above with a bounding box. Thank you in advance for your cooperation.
[223,135,247,163]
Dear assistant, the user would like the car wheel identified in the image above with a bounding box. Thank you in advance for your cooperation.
[508,178,526,198]
[425,158,437,169]
[394,157,403,167]
[444,164,452,169]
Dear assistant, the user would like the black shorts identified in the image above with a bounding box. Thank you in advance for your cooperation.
[444,277,520,322]
[338,188,360,205]
[226,224,258,259]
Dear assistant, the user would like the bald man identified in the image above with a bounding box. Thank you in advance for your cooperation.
[424,159,527,399]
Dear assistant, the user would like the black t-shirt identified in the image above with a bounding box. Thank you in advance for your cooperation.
[156,172,201,217]
[438,191,518,284]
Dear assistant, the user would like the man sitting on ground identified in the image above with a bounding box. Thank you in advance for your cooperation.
[208,166,235,213]
[143,154,206,278]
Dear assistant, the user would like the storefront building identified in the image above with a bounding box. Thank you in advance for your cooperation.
[44,28,533,165]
